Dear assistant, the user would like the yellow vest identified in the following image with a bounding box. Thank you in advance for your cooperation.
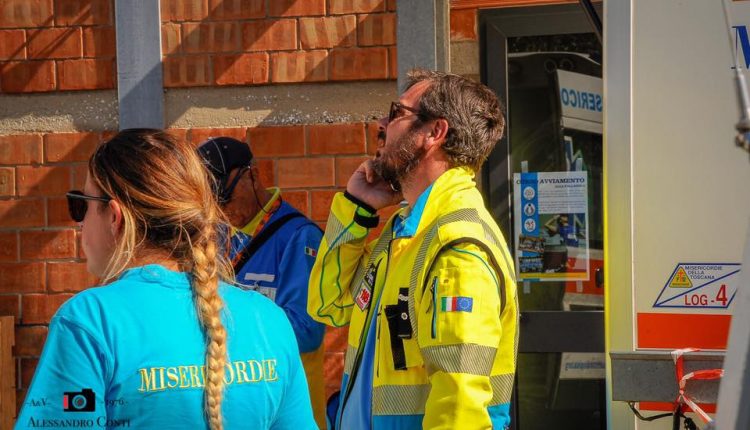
[309,167,519,429]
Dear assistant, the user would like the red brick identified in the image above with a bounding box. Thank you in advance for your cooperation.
[47,196,77,227]
[188,128,246,145]
[330,47,387,81]
[13,325,47,356]
[365,120,383,155]
[0,135,43,165]
[282,190,308,215]
[0,60,56,93]
[44,132,100,163]
[29,28,82,60]
[21,293,72,324]
[270,50,327,83]
[0,0,53,28]
[335,156,368,187]
[0,294,19,317]
[208,0,264,20]
[182,22,240,54]
[82,26,115,58]
[269,0,325,17]
[70,163,87,190]
[241,19,297,52]
[180,22,206,53]
[329,0,385,14]
[324,325,348,353]
[100,130,117,141]
[311,189,337,221]
[255,158,275,186]
[57,58,115,90]
[0,167,14,196]
[0,29,24,60]
[324,351,344,389]
[76,230,83,258]
[0,199,45,227]
[450,8,477,41]
[48,261,97,292]
[0,232,17,262]
[163,55,211,87]
[166,128,189,143]
[308,123,365,155]
[20,358,37,388]
[379,204,399,220]
[248,126,304,157]
[358,13,395,46]
[388,45,397,79]
[368,220,386,240]
[20,229,77,260]
[161,0,207,22]
[161,23,180,56]
[213,53,268,86]
[278,158,334,188]
[299,15,356,50]
[54,0,111,26]
[0,263,45,293]
[17,165,70,196]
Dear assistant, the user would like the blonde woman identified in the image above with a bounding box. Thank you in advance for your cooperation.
[16,129,316,430]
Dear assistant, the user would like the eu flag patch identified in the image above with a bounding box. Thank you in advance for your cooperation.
[441,296,473,312]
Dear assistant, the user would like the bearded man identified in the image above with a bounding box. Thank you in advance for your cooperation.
[308,69,520,430]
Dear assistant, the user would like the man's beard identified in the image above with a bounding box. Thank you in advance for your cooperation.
[373,130,425,192]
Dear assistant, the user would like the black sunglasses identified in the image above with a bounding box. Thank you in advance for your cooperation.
[66,190,112,222]
[219,166,250,205]
[388,101,422,123]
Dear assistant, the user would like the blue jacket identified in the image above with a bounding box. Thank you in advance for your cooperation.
[230,200,326,354]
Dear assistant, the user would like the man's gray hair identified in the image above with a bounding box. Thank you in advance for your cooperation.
[405,69,506,172]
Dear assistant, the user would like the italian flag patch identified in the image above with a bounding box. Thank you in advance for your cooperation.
[441,296,473,312]
[304,246,317,257]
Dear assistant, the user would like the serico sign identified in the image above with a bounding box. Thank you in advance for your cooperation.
[556,70,603,132]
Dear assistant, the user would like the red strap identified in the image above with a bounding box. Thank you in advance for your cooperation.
[670,347,723,424]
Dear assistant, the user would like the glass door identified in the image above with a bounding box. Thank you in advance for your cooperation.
[481,5,605,430]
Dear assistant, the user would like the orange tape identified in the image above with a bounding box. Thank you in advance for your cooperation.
[671,348,723,425]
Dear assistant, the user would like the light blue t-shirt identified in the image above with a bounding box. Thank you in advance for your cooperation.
[16,264,316,430]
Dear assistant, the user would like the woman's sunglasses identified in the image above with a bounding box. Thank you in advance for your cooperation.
[66,190,112,222]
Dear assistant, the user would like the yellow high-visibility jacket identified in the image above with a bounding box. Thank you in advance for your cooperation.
[309,167,519,429]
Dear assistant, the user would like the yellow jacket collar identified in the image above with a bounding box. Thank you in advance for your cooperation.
[408,166,477,235]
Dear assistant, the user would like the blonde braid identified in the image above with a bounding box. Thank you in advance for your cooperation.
[90,129,235,429]
[191,219,227,430]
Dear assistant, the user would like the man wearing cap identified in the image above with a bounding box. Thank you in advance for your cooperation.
[198,137,327,428]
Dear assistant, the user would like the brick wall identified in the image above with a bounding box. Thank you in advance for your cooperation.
[1,131,102,413]
[450,7,478,42]
[0,0,398,94]
[161,0,397,88]
[1,123,404,414]
[0,0,561,420]
[0,0,563,93]
[0,0,116,93]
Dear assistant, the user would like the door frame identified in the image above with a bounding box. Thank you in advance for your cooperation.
[479,4,605,428]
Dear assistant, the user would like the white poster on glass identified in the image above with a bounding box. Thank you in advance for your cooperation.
[513,171,590,282]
